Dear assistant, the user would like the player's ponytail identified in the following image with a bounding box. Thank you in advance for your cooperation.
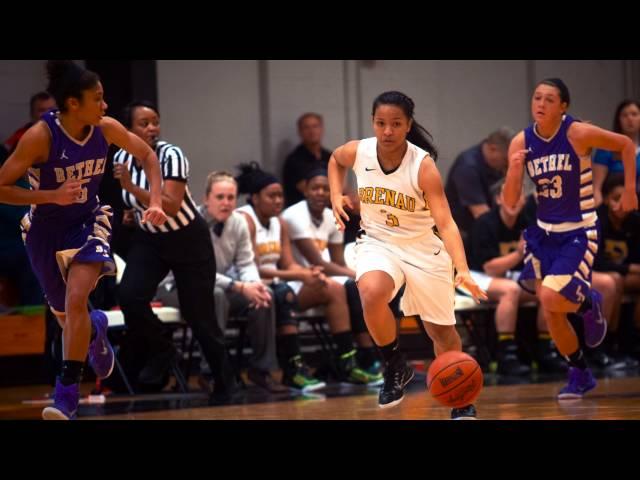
[46,60,100,112]
[235,162,279,205]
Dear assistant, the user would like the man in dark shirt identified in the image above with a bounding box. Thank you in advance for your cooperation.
[282,113,332,207]
[4,92,56,153]
[445,127,514,251]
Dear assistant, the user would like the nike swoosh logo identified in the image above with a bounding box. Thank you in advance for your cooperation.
[365,167,376,171]
[101,346,108,355]
[434,249,441,255]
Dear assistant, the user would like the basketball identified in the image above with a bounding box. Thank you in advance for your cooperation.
[427,351,483,408]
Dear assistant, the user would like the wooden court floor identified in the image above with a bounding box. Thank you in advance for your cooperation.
[3,374,640,420]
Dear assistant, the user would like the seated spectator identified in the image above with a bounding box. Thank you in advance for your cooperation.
[199,171,287,392]
[592,100,640,206]
[445,127,515,251]
[236,162,381,390]
[4,91,56,153]
[594,173,640,361]
[282,113,332,207]
[281,167,383,379]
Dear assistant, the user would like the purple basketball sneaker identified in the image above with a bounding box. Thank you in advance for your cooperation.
[557,367,597,400]
[42,379,79,420]
[88,310,114,379]
[582,289,607,348]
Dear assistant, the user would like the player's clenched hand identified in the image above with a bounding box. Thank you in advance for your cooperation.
[509,149,529,168]
[331,194,353,231]
[52,178,89,205]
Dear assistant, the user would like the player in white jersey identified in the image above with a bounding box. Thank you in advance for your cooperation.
[329,91,487,419]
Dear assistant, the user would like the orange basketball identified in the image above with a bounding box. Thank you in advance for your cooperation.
[427,350,483,408]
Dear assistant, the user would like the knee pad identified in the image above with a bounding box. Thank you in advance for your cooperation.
[271,281,298,327]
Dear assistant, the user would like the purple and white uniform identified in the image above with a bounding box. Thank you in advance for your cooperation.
[20,110,115,314]
[519,114,598,304]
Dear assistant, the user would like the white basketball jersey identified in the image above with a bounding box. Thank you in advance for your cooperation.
[354,137,435,241]
[236,204,281,269]
[282,200,343,267]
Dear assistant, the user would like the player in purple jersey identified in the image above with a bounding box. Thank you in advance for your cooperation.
[504,78,637,400]
[0,61,167,419]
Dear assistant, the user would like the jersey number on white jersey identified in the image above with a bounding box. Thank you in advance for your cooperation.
[386,213,399,227]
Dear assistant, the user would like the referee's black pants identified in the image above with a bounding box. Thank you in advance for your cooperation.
[119,215,235,393]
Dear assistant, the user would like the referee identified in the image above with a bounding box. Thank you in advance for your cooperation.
[113,100,237,402]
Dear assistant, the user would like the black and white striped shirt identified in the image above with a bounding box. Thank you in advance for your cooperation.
[114,141,199,233]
